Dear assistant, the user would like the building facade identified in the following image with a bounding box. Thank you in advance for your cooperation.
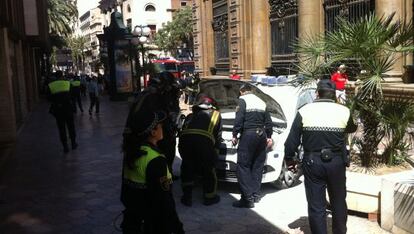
[0,0,50,153]
[193,0,413,79]
[76,7,105,73]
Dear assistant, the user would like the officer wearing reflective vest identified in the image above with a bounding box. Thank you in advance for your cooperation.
[284,79,357,234]
[178,95,222,206]
[47,70,77,153]
[231,84,273,208]
[121,111,184,234]
[126,71,181,176]
[70,75,83,113]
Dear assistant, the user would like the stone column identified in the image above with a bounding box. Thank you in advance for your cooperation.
[195,0,215,77]
[248,0,270,76]
[0,28,17,151]
[376,0,408,78]
[298,0,324,39]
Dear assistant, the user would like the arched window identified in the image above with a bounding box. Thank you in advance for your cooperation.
[145,4,156,12]
[127,4,131,13]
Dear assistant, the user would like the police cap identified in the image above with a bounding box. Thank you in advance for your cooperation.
[127,111,167,136]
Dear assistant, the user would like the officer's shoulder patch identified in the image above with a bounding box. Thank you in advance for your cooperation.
[159,176,172,191]
[236,105,240,112]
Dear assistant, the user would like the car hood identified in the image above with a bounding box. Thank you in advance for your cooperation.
[199,79,286,122]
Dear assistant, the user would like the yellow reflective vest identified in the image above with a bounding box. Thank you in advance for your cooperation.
[48,80,71,94]
[123,145,172,186]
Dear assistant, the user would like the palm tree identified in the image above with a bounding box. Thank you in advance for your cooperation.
[47,0,78,37]
[66,35,88,72]
[294,14,414,167]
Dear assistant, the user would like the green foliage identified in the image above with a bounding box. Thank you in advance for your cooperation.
[294,13,414,167]
[379,98,414,165]
[47,0,78,47]
[154,7,193,57]
[65,35,88,71]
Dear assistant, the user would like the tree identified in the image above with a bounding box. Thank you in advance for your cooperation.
[47,0,78,38]
[66,35,88,72]
[154,7,193,58]
[294,14,414,167]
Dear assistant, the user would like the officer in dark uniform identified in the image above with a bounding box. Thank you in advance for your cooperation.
[284,79,357,234]
[183,72,200,105]
[121,111,184,234]
[70,75,83,113]
[179,95,222,206]
[232,84,273,208]
[47,70,77,153]
[125,71,181,175]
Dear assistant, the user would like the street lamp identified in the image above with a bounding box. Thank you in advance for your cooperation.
[132,25,151,92]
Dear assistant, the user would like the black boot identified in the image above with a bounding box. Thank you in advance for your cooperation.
[203,195,220,206]
[71,141,78,150]
[232,196,254,208]
[253,193,262,203]
[181,187,192,207]
[63,143,69,153]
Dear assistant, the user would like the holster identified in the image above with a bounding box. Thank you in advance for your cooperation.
[320,148,334,162]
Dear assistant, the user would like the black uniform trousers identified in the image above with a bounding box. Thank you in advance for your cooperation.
[302,153,347,234]
[236,129,267,199]
[54,111,76,147]
[71,91,83,113]
[120,184,146,234]
[179,135,218,198]
[89,92,100,113]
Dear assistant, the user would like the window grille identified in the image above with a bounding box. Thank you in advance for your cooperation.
[212,0,229,74]
[324,0,375,33]
[268,0,298,75]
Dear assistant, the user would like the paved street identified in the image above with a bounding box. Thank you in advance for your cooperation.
[0,97,390,234]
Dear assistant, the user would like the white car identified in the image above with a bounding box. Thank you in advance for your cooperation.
[197,79,316,188]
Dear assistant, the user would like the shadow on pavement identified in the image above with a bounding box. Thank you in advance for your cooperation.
[0,97,291,234]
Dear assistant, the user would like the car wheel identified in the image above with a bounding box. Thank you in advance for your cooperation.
[271,161,302,189]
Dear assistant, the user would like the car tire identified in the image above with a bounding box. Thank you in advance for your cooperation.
[271,161,302,189]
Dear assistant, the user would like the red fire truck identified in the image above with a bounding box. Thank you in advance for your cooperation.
[152,57,195,78]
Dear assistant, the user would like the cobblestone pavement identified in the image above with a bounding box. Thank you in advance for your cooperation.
[0,97,390,234]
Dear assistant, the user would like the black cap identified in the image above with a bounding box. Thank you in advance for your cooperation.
[317,79,336,91]
[126,111,166,136]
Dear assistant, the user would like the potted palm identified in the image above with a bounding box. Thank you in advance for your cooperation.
[293,13,414,221]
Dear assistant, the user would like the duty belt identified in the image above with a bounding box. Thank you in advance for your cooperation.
[123,179,147,189]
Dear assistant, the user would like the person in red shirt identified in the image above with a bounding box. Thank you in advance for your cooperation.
[229,69,241,80]
[331,64,349,103]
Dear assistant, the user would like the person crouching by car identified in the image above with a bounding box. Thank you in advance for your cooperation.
[178,95,222,207]
[121,111,184,234]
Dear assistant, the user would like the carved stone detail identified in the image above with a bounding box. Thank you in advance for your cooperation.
[268,0,298,18]
[212,14,228,32]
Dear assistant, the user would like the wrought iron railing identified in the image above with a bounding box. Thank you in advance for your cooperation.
[269,0,299,75]
[324,0,375,33]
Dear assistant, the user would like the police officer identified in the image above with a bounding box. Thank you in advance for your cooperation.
[125,71,181,175]
[179,95,222,206]
[284,79,357,234]
[70,75,83,113]
[231,84,273,208]
[47,70,77,153]
[121,111,184,234]
[184,72,200,105]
